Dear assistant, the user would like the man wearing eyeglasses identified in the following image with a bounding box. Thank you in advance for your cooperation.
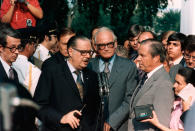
[170,43,195,82]
[12,30,41,96]
[0,23,37,131]
[167,32,187,66]
[0,24,22,83]
[34,35,100,131]
[88,27,137,131]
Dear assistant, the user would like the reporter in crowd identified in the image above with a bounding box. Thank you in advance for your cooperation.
[141,67,195,131]
[0,0,43,29]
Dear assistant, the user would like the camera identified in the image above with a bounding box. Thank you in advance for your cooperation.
[16,0,25,3]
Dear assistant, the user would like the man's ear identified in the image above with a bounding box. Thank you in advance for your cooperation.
[153,55,160,63]
[114,41,118,48]
[45,35,49,41]
[0,45,3,53]
[68,47,73,57]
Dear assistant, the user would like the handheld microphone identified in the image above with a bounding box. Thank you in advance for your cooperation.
[98,73,103,97]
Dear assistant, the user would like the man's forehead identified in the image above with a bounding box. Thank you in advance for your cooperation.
[168,40,181,44]
[6,35,21,45]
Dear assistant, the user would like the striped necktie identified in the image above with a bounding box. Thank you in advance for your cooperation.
[9,67,15,80]
[74,70,84,100]
[104,62,110,78]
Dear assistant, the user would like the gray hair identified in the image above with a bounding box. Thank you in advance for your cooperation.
[94,27,117,43]
[141,39,166,63]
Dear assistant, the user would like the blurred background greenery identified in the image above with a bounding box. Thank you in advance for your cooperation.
[37,0,180,44]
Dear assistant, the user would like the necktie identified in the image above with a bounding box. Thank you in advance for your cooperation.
[139,73,148,88]
[74,71,84,100]
[104,62,110,77]
[9,67,15,80]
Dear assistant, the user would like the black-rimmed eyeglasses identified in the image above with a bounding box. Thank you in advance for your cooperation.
[4,45,23,53]
[184,54,195,61]
[95,41,115,50]
[72,47,94,56]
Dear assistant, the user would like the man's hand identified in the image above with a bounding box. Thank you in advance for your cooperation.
[104,122,111,131]
[60,110,82,129]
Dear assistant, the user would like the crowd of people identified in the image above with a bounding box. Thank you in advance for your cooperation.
[0,2,195,130]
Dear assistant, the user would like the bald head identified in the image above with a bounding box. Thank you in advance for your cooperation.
[138,31,155,43]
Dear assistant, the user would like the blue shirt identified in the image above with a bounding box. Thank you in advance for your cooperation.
[99,54,116,72]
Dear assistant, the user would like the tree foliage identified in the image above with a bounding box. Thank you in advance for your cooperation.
[153,10,180,34]
[38,0,169,43]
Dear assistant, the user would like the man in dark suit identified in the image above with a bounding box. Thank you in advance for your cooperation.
[169,41,195,83]
[0,24,36,131]
[34,35,100,131]
[41,28,76,70]
[167,32,187,66]
[128,39,174,131]
[88,27,137,131]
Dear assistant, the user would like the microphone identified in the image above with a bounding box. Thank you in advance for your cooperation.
[98,73,103,97]
[98,72,109,97]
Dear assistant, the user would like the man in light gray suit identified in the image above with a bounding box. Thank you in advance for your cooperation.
[88,27,137,131]
[128,39,174,131]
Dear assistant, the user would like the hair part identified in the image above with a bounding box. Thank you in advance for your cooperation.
[67,35,91,49]
[142,39,166,63]
[0,24,21,47]
[128,24,145,39]
[57,27,75,41]
[167,32,187,51]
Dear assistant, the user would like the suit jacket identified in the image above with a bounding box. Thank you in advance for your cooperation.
[0,60,19,84]
[169,64,184,83]
[41,51,66,71]
[128,67,174,131]
[0,61,36,131]
[87,55,138,130]
[33,61,100,131]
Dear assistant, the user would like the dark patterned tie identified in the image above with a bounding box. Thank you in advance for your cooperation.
[139,73,148,88]
[9,67,15,80]
[104,62,110,78]
[74,71,84,100]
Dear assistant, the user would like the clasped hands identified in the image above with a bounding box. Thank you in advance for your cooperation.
[60,110,82,129]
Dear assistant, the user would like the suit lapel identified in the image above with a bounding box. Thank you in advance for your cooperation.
[109,55,119,88]
[0,61,9,82]
[132,67,165,108]
[61,62,82,101]
[83,68,89,100]
[93,58,100,73]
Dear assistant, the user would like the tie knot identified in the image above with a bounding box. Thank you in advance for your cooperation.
[140,73,148,86]
[74,70,81,76]
[104,61,110,66]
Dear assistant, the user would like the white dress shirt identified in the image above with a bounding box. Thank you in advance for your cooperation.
[33,44,51,62]
[146,64,164,83]
[13,55,41,96]
[67,60,83,82]
[0,56,12,77]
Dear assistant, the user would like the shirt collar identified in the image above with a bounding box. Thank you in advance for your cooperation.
[99,54,116,70]
[147,64,163,80]
[173,56,183,65]
[0,56,11,76]
[67,60,77,73]
[39,44,49,54]
[17,54,28,61]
